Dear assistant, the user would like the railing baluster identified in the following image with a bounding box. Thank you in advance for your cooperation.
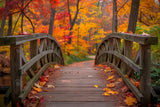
[140,44,151,105]
[10,45,22,106]
[30,40,38,71]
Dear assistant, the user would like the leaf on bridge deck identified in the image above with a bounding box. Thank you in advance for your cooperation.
[121,86,129,93]
[34,83,42,88]
[33,87,42,92]
[106,83,115,88]
[94,85,99,88]
[103,88,118,96]
[47,85,55,88]
[117,78,123,83]
[107,75,114,80]
[39,81,46,86]
[124,96,137,106]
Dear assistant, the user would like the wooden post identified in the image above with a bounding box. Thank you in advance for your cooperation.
[10,45,22,106]
[30,40,38,71]
[47,39,52,62]
[121,40,133,74]
[140,44,151,105]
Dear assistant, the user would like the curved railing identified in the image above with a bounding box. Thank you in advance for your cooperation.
[95,33,158,105]
[0,33,64,106]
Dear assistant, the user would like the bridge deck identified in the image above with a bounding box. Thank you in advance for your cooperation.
[38,60,117,107]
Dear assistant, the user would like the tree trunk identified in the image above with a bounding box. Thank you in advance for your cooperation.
[67,0,80,44]
[127,0,140,33]
[0,0,9,37]
[112,0,117,33]
[48,8,56,36]
[21,0,24,33]
[7,0,12,36]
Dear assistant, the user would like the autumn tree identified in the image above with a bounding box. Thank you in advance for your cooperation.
[67,0,80,44]
[127,0,140,33]
[112,0,117,32]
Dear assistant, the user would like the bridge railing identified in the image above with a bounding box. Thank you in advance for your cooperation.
[0,33,64,106]
[95,33,158,105]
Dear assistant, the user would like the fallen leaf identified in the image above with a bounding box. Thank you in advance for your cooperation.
[39,82,46,86]
[33,87,42,92]
[124,96,137,106]
[106,83,115,88]
[30,90,37,94]
[125,75,129,78]
[103,88,111,92]
[108,90,119,95]
[102,92,110,96]
[126,92,134,97]
[121,86,129,92]
[47,85,55,88]
[94,85,98,88]
[110,79,115,83]
[34,83,42,88]
[117,78,123,82]
[54,64,60,69]
[107,75,114,80]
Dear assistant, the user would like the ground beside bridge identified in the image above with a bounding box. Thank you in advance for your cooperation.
[24,60,138,107]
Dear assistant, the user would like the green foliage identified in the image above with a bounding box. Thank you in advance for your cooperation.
[136,24,160,86]
[136,24,160,64]
[151,65,160,86]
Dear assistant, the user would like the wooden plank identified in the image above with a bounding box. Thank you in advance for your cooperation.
[19,62,58,103]
[103,62,143,102]
[140,44,151,105]
[10,45,22,106]
[97,51,141,73]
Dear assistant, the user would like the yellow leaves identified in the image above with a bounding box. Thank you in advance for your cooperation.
[94,85,98,88]
[33,87,42,92]
[39,82,46,86]
[104,67,112,73]
[103,88,118,96]
[106,83,115,88]
[117,78,123,83]
[54,64,60,69]
[102,92,110,96]
[124,96,137,106]
[107,75,114,80]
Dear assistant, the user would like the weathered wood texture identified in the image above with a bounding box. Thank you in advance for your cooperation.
[38,61,116,107]
[95,33,158,105]
[0,33,64,106]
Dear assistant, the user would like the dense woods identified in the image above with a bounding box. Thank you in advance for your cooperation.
[0,0,160,87]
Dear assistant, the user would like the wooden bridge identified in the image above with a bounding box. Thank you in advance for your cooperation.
[0,33,158,106]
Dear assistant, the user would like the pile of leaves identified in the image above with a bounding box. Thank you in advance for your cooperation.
[96,64,139,106]
[21,64,61,107]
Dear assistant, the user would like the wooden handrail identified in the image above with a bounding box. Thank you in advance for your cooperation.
[95,33,158,106]
[0,33,64,106]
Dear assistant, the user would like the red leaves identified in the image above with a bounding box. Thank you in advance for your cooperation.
[50,0,59,8]
[55,12,70,20]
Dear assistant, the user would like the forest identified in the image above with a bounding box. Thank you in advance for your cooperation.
[0,0,160,86]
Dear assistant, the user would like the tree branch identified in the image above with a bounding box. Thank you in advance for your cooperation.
[70,0,80,30]
[12,13,22,34]
[67,0,72,27]
[23,12,35,33]
[117,0,128,12]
